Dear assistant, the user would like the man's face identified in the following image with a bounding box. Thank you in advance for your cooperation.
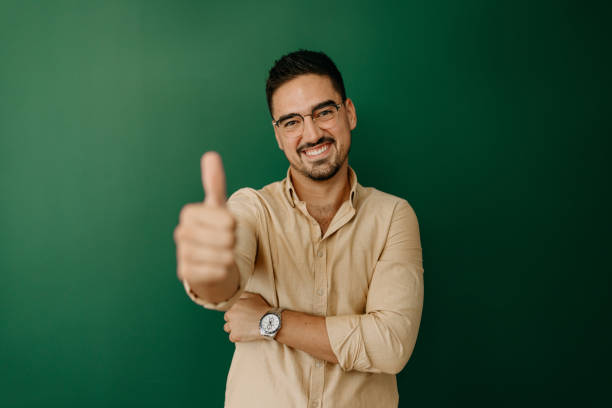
[271,74,357,181]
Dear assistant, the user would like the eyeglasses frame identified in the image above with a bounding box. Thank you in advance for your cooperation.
[272,101,344,130]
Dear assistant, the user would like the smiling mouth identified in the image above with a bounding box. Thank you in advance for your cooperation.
[301,142,332,158]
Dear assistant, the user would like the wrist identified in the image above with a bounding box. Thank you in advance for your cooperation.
[188,263,240,304]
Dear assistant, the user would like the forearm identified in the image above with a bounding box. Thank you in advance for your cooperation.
[275,310,338,364]
[187,263,240,305]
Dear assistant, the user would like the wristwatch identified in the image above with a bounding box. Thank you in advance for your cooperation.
[259,308,284,340]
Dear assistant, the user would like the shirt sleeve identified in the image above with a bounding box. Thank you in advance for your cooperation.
[325,199,424,374]
[182,188,260,311]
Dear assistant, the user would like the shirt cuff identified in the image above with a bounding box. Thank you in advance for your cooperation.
[325,314,377,373]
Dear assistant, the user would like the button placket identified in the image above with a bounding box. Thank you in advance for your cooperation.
[313,244,327,316]
[309,218,326,406]
[309,358,325,408]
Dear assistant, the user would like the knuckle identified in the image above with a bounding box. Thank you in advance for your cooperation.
[181,203,204,224]
[179,204,192,223]
[179,264,192,281]
[177,245,190,261]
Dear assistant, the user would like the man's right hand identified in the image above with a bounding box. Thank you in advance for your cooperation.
[174,152,238,290]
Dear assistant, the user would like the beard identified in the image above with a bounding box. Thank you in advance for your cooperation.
[293,136,350,181]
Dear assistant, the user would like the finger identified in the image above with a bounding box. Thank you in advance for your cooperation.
[239,292,253,300]
[223,312,229,322]
[201,151,227,207]
[177,243,234,266]
[179,203,235,230]
[178,262,229,283]
[223,323,230,333]
[174,224,235,249]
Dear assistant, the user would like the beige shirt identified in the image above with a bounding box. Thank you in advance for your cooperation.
[183,166,424,408]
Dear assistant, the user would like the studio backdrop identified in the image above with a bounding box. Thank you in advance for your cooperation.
[1,1,609,407]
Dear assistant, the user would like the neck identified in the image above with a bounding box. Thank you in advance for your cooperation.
[289,161,351,210]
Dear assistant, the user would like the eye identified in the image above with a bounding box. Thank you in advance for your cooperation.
[315,108,334,119]
[283,120,299,128]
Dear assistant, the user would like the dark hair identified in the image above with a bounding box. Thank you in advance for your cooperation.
[265,50,346,118]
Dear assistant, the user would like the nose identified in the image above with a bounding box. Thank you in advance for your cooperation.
[301,115,325,144]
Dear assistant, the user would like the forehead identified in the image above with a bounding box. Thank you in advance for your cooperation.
[271,74,340,117]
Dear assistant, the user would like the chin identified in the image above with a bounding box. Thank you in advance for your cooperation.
[306,165,341,181]
[294,159,342,181]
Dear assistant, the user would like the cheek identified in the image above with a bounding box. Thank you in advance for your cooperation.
[334,117,351,135]
[275,133,285,150]
[287,140,301,154]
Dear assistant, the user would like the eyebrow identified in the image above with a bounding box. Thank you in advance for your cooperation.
[276,99,337,123]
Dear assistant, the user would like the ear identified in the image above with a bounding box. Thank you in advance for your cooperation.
[344,98,357,130]
[272,121,284,150]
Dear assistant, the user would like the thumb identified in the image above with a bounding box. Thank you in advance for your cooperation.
[201,151,227,207]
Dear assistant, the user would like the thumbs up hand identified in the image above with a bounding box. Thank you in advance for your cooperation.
[174,152,238,291]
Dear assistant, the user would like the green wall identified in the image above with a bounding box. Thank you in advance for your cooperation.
[1,0,610,406]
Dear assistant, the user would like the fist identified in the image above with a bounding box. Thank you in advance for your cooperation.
[174,152,236,285]
[223,292,271,343]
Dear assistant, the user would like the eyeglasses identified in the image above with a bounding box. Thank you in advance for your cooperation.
[273,101,343,138]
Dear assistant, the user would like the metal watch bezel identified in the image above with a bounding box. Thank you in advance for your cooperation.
[259,308,282,339]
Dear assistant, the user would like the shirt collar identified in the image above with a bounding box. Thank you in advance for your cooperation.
[283,165,359,209]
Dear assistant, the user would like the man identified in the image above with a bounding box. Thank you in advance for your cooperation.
[174,50,424,407]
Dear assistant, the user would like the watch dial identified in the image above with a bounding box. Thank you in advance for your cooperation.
[262,314,280,333]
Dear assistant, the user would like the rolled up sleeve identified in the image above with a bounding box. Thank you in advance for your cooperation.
[182,188,260,311]
[326,199,424,374]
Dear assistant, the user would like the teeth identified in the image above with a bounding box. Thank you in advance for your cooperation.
[304,144,329,156]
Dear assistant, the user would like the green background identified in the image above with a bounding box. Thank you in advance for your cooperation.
[1,0,610,406]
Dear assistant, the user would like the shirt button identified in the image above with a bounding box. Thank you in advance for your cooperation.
[317,288,325,296]
[311,400,319,407]
[315,360,323,368]
[317,251,323,257]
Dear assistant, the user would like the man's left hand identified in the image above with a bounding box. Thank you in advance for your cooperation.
[223,292,271,343]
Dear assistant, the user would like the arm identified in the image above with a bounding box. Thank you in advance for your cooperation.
[225,200,423,373]
[275,311,338,364]
[222,293,338,363]
[225,293,422,371]
[325,199,424,374]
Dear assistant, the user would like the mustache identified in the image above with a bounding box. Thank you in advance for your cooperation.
[297,137,335,153]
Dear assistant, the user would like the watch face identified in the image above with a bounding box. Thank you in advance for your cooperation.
[260,313,280,334]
